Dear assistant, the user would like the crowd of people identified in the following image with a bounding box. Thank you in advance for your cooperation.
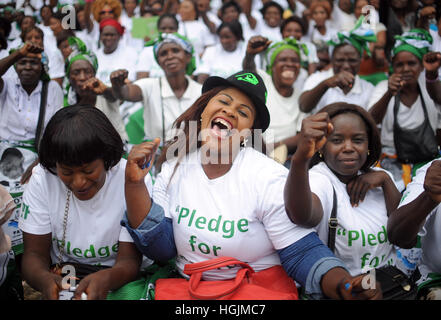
[1,0,441,301]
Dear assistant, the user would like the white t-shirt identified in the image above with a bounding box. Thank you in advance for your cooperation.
[95,43,138,85]
[177,19,216,58]
[0,77,63,142]
[95,95,128,142]
[134,76,202,142]
[153,147,313,280]
[309,162,397,276]
[302,68,375,114]
[399,160,441,282]
[195,42,247,78]
[257,69,308,143]
[331,6,356,32]
[19,159,153,266]
[367,72,441,155]
[256,20,283,44]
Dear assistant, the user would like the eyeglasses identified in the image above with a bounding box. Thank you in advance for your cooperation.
[99,9,114,15]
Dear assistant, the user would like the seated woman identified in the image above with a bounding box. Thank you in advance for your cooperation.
[0,41,63,266]
[368,28,441,191]
[64,37,129,144]
[284,102,400,276]
[111,32,202,147]
[299,17,377,114]
[388,159,441,299]
[18,105,153,300]
[195,20,247,84]
[121,70,382,300]
[242,35,308,159]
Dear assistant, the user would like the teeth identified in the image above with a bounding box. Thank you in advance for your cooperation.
[281,70,295,79]
[213,118,232,130]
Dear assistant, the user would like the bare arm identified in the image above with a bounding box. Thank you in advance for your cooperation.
[284,113,333,227]
[84,0,95,33]
[423,52,441,105]
[110,69,143,102]
[388,160,441,248]
[21,232,63,300]
[368,73,403,124]
[242,36,271,72]
[125,139,161,228]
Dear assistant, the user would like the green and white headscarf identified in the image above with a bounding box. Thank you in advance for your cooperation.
[392,28,433,61]
[65,37,98,76]
[327,16,377,56]
[145,32,196,75]
[265,37,308,76]
[65,37,99,106]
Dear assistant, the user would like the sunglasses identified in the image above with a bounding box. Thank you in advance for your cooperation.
[99,9,114,15]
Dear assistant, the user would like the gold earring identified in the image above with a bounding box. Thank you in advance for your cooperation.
[319,152,323,158]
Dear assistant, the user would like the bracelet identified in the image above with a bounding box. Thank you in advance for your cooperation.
[426,74,439,83]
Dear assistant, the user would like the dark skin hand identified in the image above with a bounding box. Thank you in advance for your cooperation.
[388,160,441,248]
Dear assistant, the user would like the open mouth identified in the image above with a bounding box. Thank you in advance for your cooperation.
[210,117,233,139]
[281,70,295,80]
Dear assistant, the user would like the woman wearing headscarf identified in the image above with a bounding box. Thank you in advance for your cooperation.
[64,37,128,143]
[95,18,138,85]
[243,35,308,162]
[368,28,441,192]
[111,32,202,148]
[300,17,377,114]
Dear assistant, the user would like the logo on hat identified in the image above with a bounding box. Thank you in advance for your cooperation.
[235,73,259,85]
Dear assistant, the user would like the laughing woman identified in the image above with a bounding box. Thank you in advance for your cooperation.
[121,70,382,300]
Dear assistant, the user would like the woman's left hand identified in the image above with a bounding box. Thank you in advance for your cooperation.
[423,51,441,77]
[346,170,388,207]
[73,269,112,300]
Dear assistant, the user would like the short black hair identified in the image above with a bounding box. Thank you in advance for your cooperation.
[216,20,244,41]
[260,1,284,17]
[280,15,308,36]
[157,13,179,29]
[39,105,124,174]
[220,0,242,16]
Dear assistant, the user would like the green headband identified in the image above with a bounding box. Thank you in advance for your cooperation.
[392,28,433,61]
[65,37,98,75]
[145,32,196,76]
[328,16,377,56]
[265,38,307,75]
